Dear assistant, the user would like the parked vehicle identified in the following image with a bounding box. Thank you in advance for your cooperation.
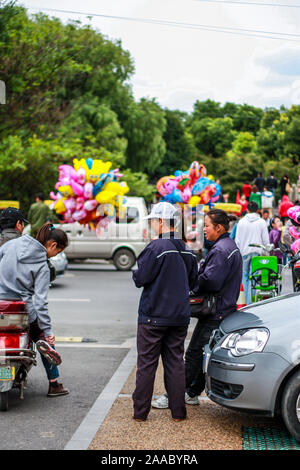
[50,252,68,278]
[0,295,36,411]
[248,243,282,301]
[204,293,300,442]
[59,197,149,271]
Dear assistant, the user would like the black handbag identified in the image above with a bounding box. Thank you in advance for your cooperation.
[169,239,240,319]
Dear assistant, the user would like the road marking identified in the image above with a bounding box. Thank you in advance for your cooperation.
[55,337,84,343]
[56,343,130,349]
[48,298,91,302]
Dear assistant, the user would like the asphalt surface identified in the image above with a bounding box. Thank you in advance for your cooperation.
[0,264,140,450]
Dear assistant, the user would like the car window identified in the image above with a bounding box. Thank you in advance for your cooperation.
[116,207,139,224]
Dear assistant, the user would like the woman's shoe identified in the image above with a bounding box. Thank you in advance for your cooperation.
[36,340,62,366]
[47,382,69,397]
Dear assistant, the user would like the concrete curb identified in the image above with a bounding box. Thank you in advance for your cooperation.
[64,345,137,450]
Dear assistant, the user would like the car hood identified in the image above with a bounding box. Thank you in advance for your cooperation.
[220,293,300,334]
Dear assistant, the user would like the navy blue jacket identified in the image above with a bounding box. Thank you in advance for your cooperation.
[132,232,198,327]
[195,233,242,320]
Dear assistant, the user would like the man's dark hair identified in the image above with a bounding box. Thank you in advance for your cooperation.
[247,201,259,213]
[258,172,262,177]
[36,192,45,201]
[263,209,269,215]
[206,209,236,232]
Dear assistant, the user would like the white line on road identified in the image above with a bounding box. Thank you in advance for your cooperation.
[57,343,131,349]
[48,298,91,302]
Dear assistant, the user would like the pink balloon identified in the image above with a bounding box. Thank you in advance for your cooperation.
[72,209,87,221]
[76,168,86,185]
[84,200,98,212]
[182,187,192,203]
[71,181,84,197]
[84,182,94,199]
[64,198,76,212]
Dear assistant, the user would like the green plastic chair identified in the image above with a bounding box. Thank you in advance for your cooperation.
[249,256,282,302]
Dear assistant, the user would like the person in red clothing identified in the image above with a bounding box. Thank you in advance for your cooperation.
[279,195,294,225]
[238,194,248,214]
[242,181,252,200]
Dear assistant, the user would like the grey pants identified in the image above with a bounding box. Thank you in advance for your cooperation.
[133,323,188,420]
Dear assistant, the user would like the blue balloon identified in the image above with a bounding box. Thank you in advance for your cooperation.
[192,177,210,196]
[163,188,183,204]
[86,158,93,170]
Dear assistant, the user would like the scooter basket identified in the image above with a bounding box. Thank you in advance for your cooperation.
[0,300,29,331]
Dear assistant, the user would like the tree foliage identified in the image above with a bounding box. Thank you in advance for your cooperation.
[1,3,300,210]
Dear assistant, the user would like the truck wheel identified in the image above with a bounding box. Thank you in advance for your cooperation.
[0,392,8,411]
[281,370,300,442]
[113,249,136,271]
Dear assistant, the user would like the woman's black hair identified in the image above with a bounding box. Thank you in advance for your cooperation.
[36,223,69,249]
[206,209,237,232]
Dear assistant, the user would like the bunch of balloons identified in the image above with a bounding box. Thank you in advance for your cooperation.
[156,161,222,206]
[50,158,129,230]
[287,206,300,254]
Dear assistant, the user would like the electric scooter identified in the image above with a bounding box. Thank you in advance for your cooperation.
[0,294,36,411]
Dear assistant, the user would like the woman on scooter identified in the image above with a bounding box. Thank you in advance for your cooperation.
[0,222,69,397]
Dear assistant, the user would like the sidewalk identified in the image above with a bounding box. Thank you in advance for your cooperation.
[88,351,278,451]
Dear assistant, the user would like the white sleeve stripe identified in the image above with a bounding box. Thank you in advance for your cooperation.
[227,248,239,260]
[156,250,197,259]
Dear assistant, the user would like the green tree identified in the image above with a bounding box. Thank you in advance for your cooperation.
[190,117,236,158]
[124,98,167,174]
[154,109,195,178]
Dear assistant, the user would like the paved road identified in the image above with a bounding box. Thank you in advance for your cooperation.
[0,266,140,450]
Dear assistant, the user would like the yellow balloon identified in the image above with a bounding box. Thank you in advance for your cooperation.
[104,182,129,196]
[188,196,201,207]
[54,198,67,214]
[58,185,74,197]
[95,190,116,205]
[73,158,89,172]
[207,174,214,181]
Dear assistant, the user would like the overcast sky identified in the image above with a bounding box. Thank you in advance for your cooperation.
[21,0,300,112]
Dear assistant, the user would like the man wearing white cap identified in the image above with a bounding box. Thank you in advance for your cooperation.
[132,202,198,422]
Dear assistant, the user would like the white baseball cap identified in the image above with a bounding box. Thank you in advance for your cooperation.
[144,202,178,220]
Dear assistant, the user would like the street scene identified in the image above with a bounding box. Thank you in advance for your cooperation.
[1,0,300,458]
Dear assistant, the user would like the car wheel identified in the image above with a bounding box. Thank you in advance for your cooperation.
[113,249,136,271]
[282,370,300,442]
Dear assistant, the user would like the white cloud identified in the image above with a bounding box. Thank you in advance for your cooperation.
[22,0,300,110]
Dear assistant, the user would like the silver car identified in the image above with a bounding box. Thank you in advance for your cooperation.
[50,252,68,278]
[205,293,300,442]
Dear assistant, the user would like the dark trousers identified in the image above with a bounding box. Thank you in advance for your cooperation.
[133,324,188,420]
[29,320,59,381]
[185,318,220,398]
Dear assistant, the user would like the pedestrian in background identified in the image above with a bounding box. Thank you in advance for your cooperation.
[262,209,271,231]
[0,207,28,247]
[28,192,57,238]
[280,175,290,198]
[235,201,269,304]
[153,209,242,409]
[254,172,265,193]
[266,172,277,195]
[132,202,198,422]
[242,181,252,201]
[269,216,283,263]
[279,195,294,225]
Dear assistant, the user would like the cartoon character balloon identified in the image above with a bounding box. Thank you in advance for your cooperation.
[156,161,221,207]
[50,158,130,229]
